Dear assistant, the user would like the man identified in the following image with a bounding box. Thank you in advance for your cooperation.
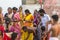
[48,15,60,40]
[39,9,51,27]
[4,7,12,32]
[36,9,51,40]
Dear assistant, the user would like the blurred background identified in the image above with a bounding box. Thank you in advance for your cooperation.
[0,0,22,15]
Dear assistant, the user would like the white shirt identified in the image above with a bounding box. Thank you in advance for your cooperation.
[41,14,51,27]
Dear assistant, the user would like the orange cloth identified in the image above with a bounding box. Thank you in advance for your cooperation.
[24,14,34,27]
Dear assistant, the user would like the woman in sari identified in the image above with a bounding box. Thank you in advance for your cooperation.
[21,9,34,40]
[19,6,24,27]
[33,10,39,26]
[9,19,21,40]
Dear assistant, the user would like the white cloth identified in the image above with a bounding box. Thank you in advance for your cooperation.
[41,14,51,26]
[58,34,60,40]
[49,37,59,40]
[8,13,13,19]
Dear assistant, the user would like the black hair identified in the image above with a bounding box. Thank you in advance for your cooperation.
[11,32,18,40]
[52,15,59,21]
[25,9,30,14]
[41,26,45,32]
[22,26,27,32]
[12,7,17,11]
[39,9,45,13]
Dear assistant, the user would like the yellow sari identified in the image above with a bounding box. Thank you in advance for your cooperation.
[19,11,24,27]
[21,14,34,40]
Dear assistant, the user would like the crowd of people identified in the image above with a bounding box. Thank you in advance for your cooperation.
[0,6,60,40]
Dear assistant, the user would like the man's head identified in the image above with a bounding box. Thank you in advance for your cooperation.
[51,15,59,24]
[0,7,2,13]
[8,7,12,14]
[12,7,17,13]
[39,9,45,16]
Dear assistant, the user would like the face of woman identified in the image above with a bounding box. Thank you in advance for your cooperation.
[25,13,29,16]
[19,8,22,11]
[13,22,17,26]
[8,9,12,14]
[13,10,17,14]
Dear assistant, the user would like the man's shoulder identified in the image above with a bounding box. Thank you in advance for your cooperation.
[52,24,60,28]
[44,14,51,20]
[44,14,50,17]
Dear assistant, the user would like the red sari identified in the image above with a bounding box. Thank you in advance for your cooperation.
[0,25,11,40]
[0,25,4,32]
[3,33,11,40]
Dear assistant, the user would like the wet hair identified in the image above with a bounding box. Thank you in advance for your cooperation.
[12,7,17,11]
[11,32,18,40]
[25,9,30,14]
[8,7,12,10]
[39,9,45,13]
[52,15,58,21]
[0,31,3,36]
[41,26,45,32]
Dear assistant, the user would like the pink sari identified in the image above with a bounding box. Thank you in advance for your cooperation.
[14,12,20,21]
[10,24,21,40]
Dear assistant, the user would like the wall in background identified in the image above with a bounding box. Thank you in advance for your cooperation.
[22,4,40,14]
[0,0,22,16]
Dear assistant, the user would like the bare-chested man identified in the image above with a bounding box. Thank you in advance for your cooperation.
[48,15,60,40]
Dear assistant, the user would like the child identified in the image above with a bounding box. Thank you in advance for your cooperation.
[11,32,18,40]
[41,26,47,40]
